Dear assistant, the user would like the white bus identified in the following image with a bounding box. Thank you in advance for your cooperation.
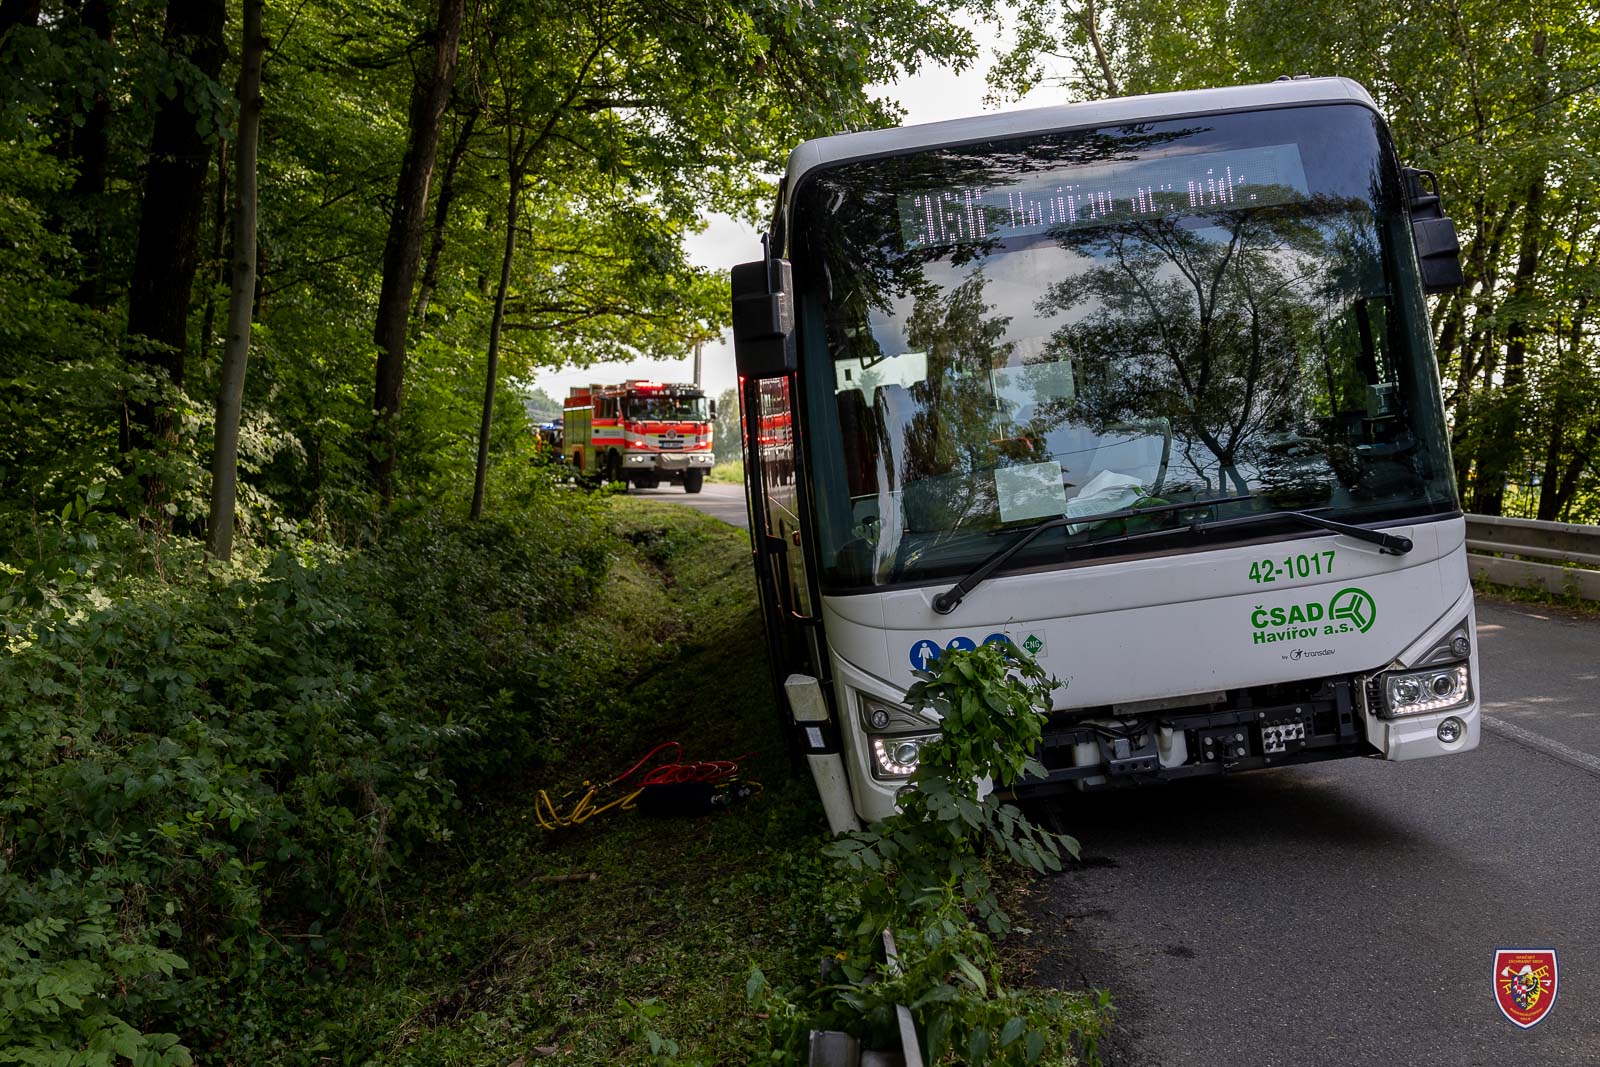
[730,78,1476,830]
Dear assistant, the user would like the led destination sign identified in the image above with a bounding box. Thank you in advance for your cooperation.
[898,144,1311,250]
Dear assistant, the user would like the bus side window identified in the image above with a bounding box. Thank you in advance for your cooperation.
[758,377,813,618]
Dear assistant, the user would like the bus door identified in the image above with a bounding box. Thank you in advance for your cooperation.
[752,376,812,622]
[734,257,841,759]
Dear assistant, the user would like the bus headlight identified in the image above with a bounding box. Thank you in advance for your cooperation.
[858,695,939,778]
[1380,664,1470,717]
[871,735,934,778]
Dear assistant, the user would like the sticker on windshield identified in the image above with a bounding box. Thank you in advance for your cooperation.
[994,461,1067,523]
[1252,586,1376,644]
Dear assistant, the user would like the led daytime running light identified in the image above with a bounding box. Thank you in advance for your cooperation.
[1383,664,1470,717]
[871,736,928,778]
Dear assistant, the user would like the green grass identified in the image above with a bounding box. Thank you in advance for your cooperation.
[707,459,744,484]
[1472,576,1600,618]
[253,498,833,1065]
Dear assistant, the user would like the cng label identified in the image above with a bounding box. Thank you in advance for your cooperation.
[1252,586,1376,644]
[909,631,1047,669]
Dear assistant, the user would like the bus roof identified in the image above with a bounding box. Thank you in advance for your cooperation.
[782,77,1378,190]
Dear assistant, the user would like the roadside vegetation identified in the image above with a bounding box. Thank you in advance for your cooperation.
[3,480,1116,1064]
[708,460,745,485]
[1,493,824,1063]
[754,645,1111,1064]
[1472,578,1600,619]
[0,0,983,1056]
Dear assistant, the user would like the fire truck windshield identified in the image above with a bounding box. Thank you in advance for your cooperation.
[626,395,707,421]
[789,104,1458,591]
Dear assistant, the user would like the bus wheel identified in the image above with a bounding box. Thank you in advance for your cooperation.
[683,470,704,494]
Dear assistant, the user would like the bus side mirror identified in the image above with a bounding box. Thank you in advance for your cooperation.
[731,258,796,378]
[1403,167,1464,294]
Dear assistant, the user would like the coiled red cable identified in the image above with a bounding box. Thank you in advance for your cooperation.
[610,740,754,788]
[535,742,756,831]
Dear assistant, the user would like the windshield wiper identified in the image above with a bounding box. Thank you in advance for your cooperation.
[1190,508,1414,556]
[931,494,1252,615]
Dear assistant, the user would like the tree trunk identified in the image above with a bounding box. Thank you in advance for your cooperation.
[413,104,478,328]
[67,0,113,307]
[206,0,264,561]
[1471,174,1545,515]
[1450,203,1515,491]
[122,0,226,508]
[369,0,467,503]
[1537,293,1588,520]
[1470,31,1548,516]
[200,137,230,360]
[1551,423,1599,520]
[1070,0,1120,97]
[470,144,525,520]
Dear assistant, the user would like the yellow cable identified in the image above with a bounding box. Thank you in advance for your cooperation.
[534,781,643,830]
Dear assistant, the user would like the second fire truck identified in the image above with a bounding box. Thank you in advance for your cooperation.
[563,380,715,493]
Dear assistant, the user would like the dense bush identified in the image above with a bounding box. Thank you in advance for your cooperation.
[0,480,613,1063]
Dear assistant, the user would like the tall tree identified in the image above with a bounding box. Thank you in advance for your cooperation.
[412,102,478,327]
[990,0,1600,518]
[207,0,265,560]
[122,0,227,506]
[66,0,114,307]
[370,0,467,503]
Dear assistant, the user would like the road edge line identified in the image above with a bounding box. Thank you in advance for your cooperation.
[1481,714,1600,779]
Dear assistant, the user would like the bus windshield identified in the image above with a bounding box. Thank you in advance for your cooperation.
[789,104,1458,591]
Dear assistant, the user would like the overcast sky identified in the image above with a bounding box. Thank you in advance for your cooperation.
[529,22,1068,406]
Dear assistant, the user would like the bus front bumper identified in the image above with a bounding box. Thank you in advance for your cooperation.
[832,669,1480,818]
[1022,671,1478,795]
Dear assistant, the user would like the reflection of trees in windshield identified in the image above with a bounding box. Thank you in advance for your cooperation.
[883,276,1019,545]
[1037,197,1372,497]
[804,127,1201,346]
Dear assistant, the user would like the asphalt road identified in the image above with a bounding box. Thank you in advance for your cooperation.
[1018,598,1600,1066]
[659,486,1599,1061]
[631,480,750,528]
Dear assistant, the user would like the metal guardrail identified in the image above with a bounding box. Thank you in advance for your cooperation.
[1464,514,1600,601]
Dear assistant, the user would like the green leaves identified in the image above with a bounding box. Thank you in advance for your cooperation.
[812,644,1103,1064]
[0,480,613,1062]
[990,0,1600,523]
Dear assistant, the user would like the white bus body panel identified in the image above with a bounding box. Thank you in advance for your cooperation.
[822,519,1479,822]
[783,78,1377,192]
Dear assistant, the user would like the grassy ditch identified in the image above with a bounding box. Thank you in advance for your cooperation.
[257,498,835,1064]
[1471,576,1600,618]
[4,488,1108,1064]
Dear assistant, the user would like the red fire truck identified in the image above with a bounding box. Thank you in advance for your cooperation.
[563,380,715,493]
